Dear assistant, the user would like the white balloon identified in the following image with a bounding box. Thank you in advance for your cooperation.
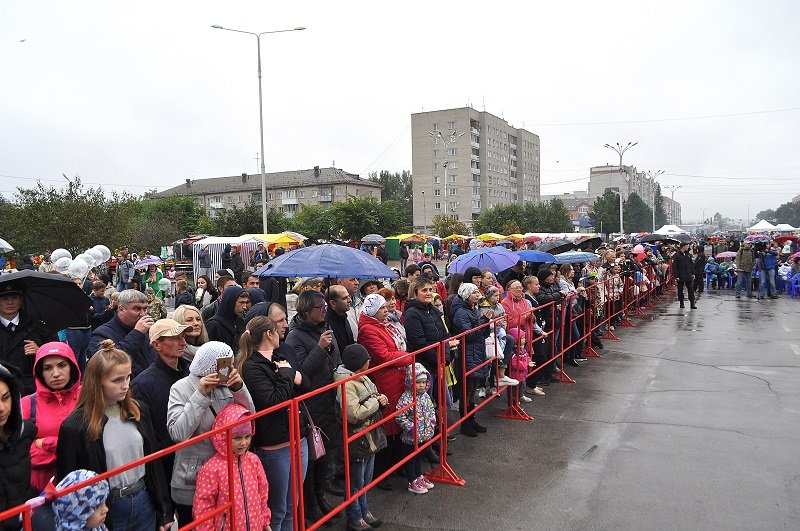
[88,248,104,265]
[157,278,172,291]
[93,245,111,262]
[75,253,96,267]
[55,257,72,274]
[68,258,90,279]
[51,248,72,262]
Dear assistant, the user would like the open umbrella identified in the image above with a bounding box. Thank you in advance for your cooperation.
[745,234,770,243]
[574,236,603,251]
[637,233,667,243]
[537,239,574,255]
[0,270,91,329]
[255,244,398,279]
[447,247,520,274]
[401,234,427,243]
[476,233,506,242]
[442,234,470,241]
[134,255,163,269]
[281,230,308,241]
[361,234,386,244]
[523,235,542,243]
[516,250,556,263]
[553,251,601,264]
[0,238,13,253]
[775,234,799,244]
[715,251,737,259]
[792,251,800,259]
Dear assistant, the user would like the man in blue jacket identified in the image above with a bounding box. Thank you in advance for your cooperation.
[759,242,779,299]
[89,289,157,377]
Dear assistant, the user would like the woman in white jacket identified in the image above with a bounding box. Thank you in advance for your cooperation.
[166,341,254,528]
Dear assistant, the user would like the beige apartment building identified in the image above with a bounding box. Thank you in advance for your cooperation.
[662,196,682,225]
[411,107,540,232]
[153,166,382,217]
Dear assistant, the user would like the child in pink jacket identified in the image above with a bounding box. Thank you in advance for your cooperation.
[193,403,272,531]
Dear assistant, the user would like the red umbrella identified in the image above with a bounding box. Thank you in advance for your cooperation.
[775,234,798,244]
[523,235,541,243]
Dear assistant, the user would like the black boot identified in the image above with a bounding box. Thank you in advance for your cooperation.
[471,416,487,433]
[315,491,340,521]
[459,421,478,437]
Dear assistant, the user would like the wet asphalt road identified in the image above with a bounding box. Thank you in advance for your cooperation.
[366,288,800,531]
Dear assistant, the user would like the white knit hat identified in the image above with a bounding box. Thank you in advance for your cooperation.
[362,293,386,317]
[458,282,479,300]
[190,341,234,377]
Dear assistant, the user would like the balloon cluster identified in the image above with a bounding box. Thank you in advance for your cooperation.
[52,245,112,279]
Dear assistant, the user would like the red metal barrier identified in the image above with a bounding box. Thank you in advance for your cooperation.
[1,266,680,531]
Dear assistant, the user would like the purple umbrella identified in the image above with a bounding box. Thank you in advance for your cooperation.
[448,247,520,274]
[134,255,163,269]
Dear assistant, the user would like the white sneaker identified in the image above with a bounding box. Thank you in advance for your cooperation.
[520,395,532,403]
[408,478,428,494]
[499,375,520,386]
[532,387,545,396]
[477,388,486,398]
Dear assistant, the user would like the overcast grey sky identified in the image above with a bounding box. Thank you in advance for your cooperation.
[2,1,799,224]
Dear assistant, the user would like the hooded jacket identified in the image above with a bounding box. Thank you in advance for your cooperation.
[285,314,341,435]
[451,295,491,380]
[206,286,246,355]
[395,363,436,445]
[20,346,81,491]
[501,291,532,331]
[333,365,387,457]
[193,404,270,531]
[402,298,449,373]
[672,249,694,280]
[356,312,409,436]
[0,364,37,531]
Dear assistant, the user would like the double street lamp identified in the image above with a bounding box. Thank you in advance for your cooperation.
[211,24,306,234]
[646,169,665,231]
[603,142,638,236]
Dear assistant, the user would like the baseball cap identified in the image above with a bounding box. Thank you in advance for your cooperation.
[149,319,189,341]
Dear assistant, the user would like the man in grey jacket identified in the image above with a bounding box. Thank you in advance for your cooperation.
[735,240,755,298]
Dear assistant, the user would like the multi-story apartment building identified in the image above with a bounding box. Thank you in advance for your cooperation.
[588,165,655,209]
[153,166,382,218]
[411,107,540,232]
[661,196,682,225]
[540,191,595,224]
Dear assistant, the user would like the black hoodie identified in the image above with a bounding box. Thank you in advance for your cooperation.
[0,363,37,529]
[205,285,246,354]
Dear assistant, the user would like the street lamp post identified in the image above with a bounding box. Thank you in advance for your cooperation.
[664,185,682,225]
[421,190,427,234]
[604,142,637,236]
[646,169,665,232]
[211,24,306,234]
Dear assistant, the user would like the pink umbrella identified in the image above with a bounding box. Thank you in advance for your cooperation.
[715,251,737,259]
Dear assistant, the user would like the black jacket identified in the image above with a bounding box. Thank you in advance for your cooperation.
[258,276,288,308]
[56,403,173,528]
[0,312,57,395]
[327,310,354,352]
[450,296,490,380]
[403,298,450,373]
[672,250,694,280]
[175,291,195,308]
[131,357,190,454]
[89,315,157,379]
[285,314,341,435]
[205,286,246,355]
[242,343,309,448]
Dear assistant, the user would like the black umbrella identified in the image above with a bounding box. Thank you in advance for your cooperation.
[673,233,693,244]
[638,233,676,244]
[0,270,91,330]
[537,239,574,255]
[574,236,603,251]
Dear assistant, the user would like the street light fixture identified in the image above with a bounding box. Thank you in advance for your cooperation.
[603,142,637,237]
[646,169,665,232]
[211,24,306,234]
[664,185,682,224]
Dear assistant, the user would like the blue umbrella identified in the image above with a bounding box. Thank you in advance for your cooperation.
[516,250,556,263]
[553,251,601,264]
[448,247,520,274]
[254,244,398,279]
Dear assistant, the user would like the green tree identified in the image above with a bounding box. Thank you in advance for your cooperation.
[472,203,523,235]
[754,208,776,223]
[589,190,621,234]
[773,201,800,227]
[431,214,469,238]
[209,203,288,236]
[653,184,667,228]
[138,194,208,236]
[290,204,335,242]
[368,170,413,226]
[539,198,573,232]
[623,193,653,233]
[329,196,405,241]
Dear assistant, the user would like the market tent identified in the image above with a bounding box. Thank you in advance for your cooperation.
[442,234,470,241]
[748,220,776,232]
[654,224,689,235]
[191,236,266,279]
[773,223,797,232]
[476,232,506,242]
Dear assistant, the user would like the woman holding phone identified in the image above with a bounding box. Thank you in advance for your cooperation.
[166,341,254,527]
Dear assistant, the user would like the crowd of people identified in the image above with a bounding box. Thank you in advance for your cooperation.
[0,233,795,531]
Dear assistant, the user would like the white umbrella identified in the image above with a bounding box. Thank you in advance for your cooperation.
[0,238,13,253]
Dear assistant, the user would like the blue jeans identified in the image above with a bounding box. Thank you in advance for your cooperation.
[66,328,91,372]
[109,488,156,531]
[759,269,777,297]
[255,439,308,531]
[346,454,375,522]
[735,271,752,296]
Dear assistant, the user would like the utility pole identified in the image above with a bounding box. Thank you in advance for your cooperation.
[604,142,638,236]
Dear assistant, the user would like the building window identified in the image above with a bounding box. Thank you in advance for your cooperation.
[473,187,480,195]
[312,190,318,197]
[300,191,305,198]
[433,163,439,171]
[447,121,455,129]
[434,176,441,184]
[433,149,439,157]
[432,123,438,131]
[335,187,343,196]
[267,193,274,200]
[448,161,458,169]
[448,148,457,156]
[434,202,441,210]
[434,189,441,196]
[449,188,457,196]
[449,175,457,182]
